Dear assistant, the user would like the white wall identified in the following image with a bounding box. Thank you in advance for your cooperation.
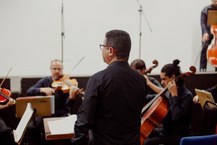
[0,0,214,77]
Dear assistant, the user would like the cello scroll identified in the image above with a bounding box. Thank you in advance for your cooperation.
[144,60,158,75]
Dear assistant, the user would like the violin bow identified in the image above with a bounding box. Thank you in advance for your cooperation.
[68,56,85,74]
[0,67,12,88]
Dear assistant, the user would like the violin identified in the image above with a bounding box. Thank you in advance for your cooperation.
[207,25,217,67]
[144,60,158,75]
[0,68,13,104]
[52,74,84,96]
[0,88,12,104]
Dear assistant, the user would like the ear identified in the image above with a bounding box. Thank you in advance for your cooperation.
[141,68,146,75]
[171,74,176,80]
[108,47,116,57]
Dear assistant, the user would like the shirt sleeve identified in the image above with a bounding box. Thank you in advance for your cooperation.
[26,77,50,96]
[200,7,210,35]
[71,76,99,144]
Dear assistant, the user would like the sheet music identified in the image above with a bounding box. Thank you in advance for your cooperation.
[48,114,77,134]
[13,103,34,143]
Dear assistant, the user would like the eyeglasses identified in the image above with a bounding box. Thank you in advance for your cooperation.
[99,44,107,50]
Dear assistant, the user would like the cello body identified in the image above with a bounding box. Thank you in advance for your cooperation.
[140,96,169,144]
[207,25,217,67]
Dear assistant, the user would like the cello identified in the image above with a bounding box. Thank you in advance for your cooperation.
[140,66,196,145]
[207,25,217,67]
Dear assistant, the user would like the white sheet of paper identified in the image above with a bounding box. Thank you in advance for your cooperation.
[13,103,34,143]
[48,114,77,135]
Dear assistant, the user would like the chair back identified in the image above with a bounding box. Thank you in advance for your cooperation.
[180,134,217,145]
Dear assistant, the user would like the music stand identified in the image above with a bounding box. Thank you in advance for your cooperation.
[195,89,216,109]
[14,96,55,145]
[207,9,217,25]
[16,96,55,118]
[43,115,76,140]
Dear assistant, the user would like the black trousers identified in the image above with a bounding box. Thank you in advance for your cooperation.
[200,41,209,70]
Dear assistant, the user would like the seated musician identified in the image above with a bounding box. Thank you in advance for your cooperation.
[130,59,162,100]
[0,92,16,145]
[192,84,217,135]
[143,59,193,145]
[25,59,82,145]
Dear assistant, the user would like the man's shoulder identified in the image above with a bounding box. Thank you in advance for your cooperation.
[180,86,193,98]
[40,76,52,80]
[36,76,52,84]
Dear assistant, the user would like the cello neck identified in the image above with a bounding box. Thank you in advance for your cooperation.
[141,87,167,115]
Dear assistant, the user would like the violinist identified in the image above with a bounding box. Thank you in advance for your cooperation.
[200,0,217,72]
[0,88,16,145]
[26,59,82,145]
[130,59,162,101]
[27,59,82,116]
[143,59,193,145]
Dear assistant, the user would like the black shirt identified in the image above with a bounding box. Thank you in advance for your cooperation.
[162,86,193,136]
[72,61,148,145]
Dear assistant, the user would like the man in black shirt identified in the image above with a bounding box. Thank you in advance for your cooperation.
[71,30,148,145]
